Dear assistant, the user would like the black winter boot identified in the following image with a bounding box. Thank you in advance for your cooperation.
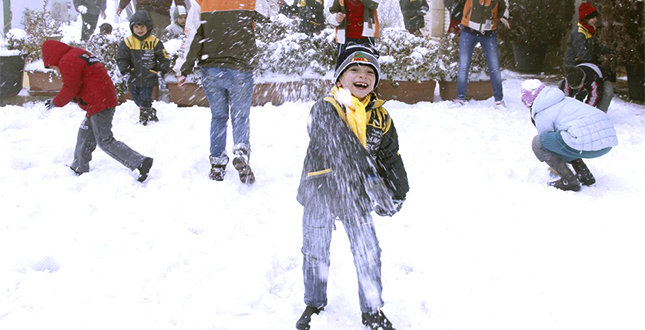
[546,159,581,191]
[137,157,154,182]
[547,177,582,191]
[139,107,151,126]
[232,143,255,184]
[569,159,595,186]
[149,108,159,122]
[361,310,395,330]
[209,154,229,181]
[295,306,323,330]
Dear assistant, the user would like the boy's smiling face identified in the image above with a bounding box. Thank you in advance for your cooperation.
[133,23,147,37]
[336,64,376,100]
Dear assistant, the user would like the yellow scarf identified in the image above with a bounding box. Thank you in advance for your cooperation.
[330,86,369,148]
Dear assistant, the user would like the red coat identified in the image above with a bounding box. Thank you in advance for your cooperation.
[42,40,118,117]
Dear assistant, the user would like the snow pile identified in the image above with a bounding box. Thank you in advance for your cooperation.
[1,73,645,330]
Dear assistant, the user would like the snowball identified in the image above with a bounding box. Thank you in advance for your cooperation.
[336,87,353,107]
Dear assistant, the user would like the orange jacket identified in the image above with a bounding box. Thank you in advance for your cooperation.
[460,0,506,32]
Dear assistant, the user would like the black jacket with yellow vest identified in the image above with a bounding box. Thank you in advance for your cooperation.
[297,91,409,218]
[117,11,170,87]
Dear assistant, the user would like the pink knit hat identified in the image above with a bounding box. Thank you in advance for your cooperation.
[520,79,546,107]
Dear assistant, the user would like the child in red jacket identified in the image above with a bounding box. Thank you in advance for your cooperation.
[42,40,154,182]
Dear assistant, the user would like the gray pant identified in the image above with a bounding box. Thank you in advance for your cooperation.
[597,80,614,113]
[71,107,146,173]
[302,209,384,313]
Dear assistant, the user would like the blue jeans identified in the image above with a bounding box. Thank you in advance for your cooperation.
[301,208,384,313]
[200,66,254,157]
[130,85,154,109]
[457,27,504,102]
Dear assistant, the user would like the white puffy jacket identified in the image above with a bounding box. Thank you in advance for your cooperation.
[531,87,618,151]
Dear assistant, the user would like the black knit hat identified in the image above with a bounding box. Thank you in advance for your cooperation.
[334,44,381,88]
[567,67,586,87]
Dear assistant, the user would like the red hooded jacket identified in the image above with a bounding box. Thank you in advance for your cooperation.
[42,40,118,117]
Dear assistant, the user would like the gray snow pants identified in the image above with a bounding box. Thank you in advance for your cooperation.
[597,80,614,113]
[71,107,146,174]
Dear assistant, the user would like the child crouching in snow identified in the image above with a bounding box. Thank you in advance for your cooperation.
[42,40,154,182]
[295,44,409,330]
[522,79,618,191]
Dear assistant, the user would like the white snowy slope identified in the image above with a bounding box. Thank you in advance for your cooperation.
[1,72,645,330]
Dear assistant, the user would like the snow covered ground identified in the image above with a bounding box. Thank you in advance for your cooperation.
[2,72,644,330]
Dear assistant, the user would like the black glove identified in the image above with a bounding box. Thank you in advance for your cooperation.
[44,99,55,110]
[374,199,404,217]
[364,176,396,214]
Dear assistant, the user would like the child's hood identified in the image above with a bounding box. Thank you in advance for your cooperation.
[42,40,73,67]
[531,87,566,119]
[172,5,187,22]
[130,10,154,39]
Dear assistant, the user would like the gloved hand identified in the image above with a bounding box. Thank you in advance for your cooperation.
[121,73,130,91]
[364,176,396,215]
[44,99,55,110]
[374,199,404,217]
[77,5,87,14]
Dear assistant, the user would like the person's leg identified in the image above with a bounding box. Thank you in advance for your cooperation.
[224,68,255,183]
[480,31,504,102]
[80,13,99,41]
[200,67,229,158]
[129,85,142,108]
[89,108,147,171]
[532,134,580,191]
[226,69,253,148]
[70,116,98,174]
[597,80,614,112]
[133,86,154,125]
[301,208,334,310]
[342,213,383,313]
[456,28,477,101]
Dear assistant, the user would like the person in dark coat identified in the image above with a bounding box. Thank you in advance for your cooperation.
[117,0,188,37]
[117,10,171,125]
[297,0,325,35]
[73,0,107,41]
[563,1,615,112]
[559,63,612,112]
[42,40,153,182]
[400,0,429,35]
[295,44,408,330]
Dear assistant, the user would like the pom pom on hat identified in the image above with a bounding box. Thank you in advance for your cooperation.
[578,2,598,21]
[520,79,546,107]
[334,44,381,88]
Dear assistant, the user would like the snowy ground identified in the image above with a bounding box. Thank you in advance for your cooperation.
[1,72,645,330]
